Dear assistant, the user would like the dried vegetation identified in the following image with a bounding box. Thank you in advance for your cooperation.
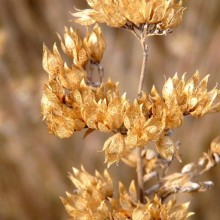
[41,0,220,219]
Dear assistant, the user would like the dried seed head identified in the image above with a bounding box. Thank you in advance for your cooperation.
[59,27,89,67]
[73,0,186,30]
[84,24,106,63]
[42,33,220,163]
[63,168,193,220]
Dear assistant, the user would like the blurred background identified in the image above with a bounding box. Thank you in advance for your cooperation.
[0,0,220,219]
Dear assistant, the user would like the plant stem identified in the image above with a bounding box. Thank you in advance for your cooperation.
[136,147,144,202]
[136,36,148,203]
[138,40,148,97]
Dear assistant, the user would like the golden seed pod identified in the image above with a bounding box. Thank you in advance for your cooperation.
[103,133,126,167]
[59,27,89,67]
[84,24,106,63]
[42,43,64,79]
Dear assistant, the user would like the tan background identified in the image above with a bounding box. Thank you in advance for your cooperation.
[0,0,220,219]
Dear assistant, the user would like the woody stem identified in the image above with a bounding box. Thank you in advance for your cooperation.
[136,36,148,203]
[138,40,148,97]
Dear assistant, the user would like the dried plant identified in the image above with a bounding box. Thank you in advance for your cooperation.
[41,0,220,219]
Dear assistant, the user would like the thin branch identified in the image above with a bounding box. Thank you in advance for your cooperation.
[138,40,148,96]
[123,25,141,40]
[136,27,149,203]
[136,147,145,202]
[124,23,151,203]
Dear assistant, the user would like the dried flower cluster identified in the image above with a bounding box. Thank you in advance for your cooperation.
[41,0,220,219]
[62,136,220,219]
[62,167,193,220]
[41,24,106,138]
[42,32,220,164]
[73,0,185,30]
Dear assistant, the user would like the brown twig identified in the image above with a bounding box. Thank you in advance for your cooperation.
[138,39,148,97]
[136,26,149,203]
[136,147,145,202]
